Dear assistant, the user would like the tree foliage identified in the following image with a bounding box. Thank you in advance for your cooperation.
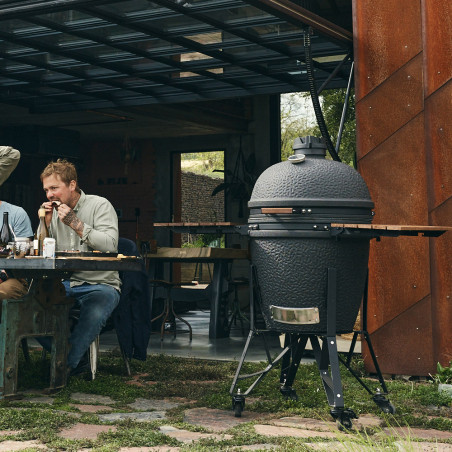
[281,93,317,161]
[281,89,356,166]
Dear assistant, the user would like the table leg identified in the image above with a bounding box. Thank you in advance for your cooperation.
[0,285,72,399]
[209,261,230,339]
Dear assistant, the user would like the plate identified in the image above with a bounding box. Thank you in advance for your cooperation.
[56,251,118,257]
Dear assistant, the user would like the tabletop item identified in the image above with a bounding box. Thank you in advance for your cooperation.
[13,237,31,259]
[0,212,14,256]
[55,251,118,257]
[43,237,56,258]
[35,206,50,256]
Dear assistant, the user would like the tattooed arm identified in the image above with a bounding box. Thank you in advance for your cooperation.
[59,207,85,237]
[54,196,118,252]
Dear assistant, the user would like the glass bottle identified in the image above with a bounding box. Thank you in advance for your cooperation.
[0,212,14,255]
[36,206,49,256]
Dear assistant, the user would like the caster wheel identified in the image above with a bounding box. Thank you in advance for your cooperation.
[381,402,396,414]
[373,394,396,414]
[337,416,353,431]
[331,408,357,431]
[280,386,298,401]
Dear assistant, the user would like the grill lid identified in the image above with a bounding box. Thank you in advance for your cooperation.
[248,136,374,210]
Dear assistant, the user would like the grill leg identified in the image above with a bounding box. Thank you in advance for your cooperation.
[311,268,357,429]
[230,265,300,416]
[342,270,395,415]
[279,334,308,401]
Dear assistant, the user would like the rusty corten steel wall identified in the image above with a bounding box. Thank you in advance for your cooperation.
[353,0,452,375]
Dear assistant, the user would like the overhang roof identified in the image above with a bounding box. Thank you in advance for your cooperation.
[0,0,353,114]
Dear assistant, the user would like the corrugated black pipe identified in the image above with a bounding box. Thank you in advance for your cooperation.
[304,30,341,162]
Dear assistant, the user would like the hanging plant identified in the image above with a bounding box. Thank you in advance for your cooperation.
[211,137,257,218]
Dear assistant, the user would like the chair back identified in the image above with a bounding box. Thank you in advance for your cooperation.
[114,237,151,360]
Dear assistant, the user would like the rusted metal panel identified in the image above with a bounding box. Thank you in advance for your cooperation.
[422,0,452,96]
[358,116,430,332]
[363,296,434,376]
[430,199,452,366]
[366,237,430,333]
[352,0,422,102]
[424,81,452,209]
[355,55,424,159]
[358,115,429,225]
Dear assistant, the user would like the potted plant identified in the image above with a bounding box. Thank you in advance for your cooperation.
[211,138,257,218]
[431,360,452,397]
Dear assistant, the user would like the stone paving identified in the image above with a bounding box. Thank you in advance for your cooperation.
[0,392,451,451]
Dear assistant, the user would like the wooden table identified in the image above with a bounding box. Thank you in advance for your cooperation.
[153,222,242,234]
[145,247,249,339]
[0,255,142,398]
[330,223,452,238]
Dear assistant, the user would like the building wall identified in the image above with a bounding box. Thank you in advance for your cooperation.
[353,0,452,375]
[181,172,224,224]
[81,139,157,244]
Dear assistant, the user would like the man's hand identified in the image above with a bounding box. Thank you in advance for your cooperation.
[40,201,57,227]
[54,203,85,237]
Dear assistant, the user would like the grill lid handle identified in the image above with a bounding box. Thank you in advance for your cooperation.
[270,305,320,325]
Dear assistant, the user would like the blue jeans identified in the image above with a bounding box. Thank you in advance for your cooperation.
[38,281,120,369]
[64,281,120,369]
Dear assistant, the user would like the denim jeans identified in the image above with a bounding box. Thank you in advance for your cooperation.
[38,281,120,369]
[64,281,120,369]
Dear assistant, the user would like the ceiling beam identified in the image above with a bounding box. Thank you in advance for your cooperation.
[243,0,353,45]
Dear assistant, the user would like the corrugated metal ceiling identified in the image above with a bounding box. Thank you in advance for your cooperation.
[0,0,353,113]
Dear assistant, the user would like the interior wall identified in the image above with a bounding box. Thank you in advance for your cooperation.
[353,0,452,375]
[81,139,157,244]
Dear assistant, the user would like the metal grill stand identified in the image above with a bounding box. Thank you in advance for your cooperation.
[230,264,395,430]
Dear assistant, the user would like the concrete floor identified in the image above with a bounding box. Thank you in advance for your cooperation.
[100,309,361,363]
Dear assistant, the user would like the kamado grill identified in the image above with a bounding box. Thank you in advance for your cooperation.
[230,136,450,429]
[248,135,372,336]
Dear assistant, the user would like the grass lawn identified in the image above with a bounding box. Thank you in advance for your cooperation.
[0,349,450,451]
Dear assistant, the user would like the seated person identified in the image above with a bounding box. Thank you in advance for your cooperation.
[40,159,120,376]
[0,146,33,301]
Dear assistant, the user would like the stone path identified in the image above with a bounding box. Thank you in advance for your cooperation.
[0,393,451,451]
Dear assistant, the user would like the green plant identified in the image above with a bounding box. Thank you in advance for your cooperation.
[431,361,452,384]
[211,138,257,218]
[182,233,225,248]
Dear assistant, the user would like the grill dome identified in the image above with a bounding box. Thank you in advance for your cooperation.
[248,136,374,334]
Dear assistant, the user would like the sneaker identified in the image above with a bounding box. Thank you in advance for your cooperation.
[68,352,92,379]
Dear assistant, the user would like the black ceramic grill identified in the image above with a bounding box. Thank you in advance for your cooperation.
[247,135,373,335]
[230,136,395,429]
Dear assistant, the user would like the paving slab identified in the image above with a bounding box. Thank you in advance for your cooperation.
[0,440,47,451]
[128,398,181,411]
[21,396,54,405]
[70,392,115,405]
[159,425,232,444]
[303,441,377,451]
[270,416,335,432]
[271,414,382,432]
[70,403,114,413]
[70,403,113,413]
[394,441,452,451]
[119,448,181,451]
[184,407,268,432]
[254,424,338,439]
[236,445,279,450]
[58,422,117,440]
[0,430,21,436]
[98,411,167,422]
[382,427,452,441]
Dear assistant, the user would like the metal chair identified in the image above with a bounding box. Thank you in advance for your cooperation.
[150,280,193,341]
[86,237,151,379]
